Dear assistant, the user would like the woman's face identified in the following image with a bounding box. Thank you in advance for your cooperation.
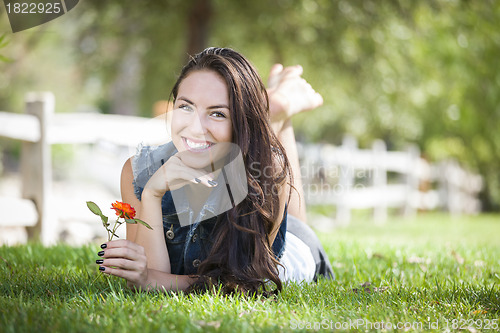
[171,70,233,170]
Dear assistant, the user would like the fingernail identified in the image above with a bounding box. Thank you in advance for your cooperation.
[99,266,105,271]
[96,259,103,264]
[208,180,218,186]
[98,251,104,257]
[100,243,107,249]
[194,178,201,183]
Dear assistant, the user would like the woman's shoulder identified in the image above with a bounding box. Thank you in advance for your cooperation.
[134,141,177,161]
[131,141,177,186]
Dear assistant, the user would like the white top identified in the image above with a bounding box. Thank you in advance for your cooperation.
[279,232,315,282]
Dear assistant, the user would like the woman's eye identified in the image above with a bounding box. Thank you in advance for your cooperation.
[211,111,227,118]
[179,104,193,111]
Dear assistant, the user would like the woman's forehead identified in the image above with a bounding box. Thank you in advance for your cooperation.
[177,70,228,101]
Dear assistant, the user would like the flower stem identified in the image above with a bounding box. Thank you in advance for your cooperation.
[109,218,123,241]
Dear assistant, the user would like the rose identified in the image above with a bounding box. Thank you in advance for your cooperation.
[111,201,136,219]
[86,201,152,241]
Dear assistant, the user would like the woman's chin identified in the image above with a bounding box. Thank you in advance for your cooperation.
[177,143,233,171]
[178,153,212,170]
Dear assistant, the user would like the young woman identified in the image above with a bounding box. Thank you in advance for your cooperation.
[96,47,333,294]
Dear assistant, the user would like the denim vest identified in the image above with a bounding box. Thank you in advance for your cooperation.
[132,142,287,275]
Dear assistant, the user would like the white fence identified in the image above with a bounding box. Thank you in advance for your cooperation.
[0,92,169,245]
[0,92,484,244]
[298,136,482,224]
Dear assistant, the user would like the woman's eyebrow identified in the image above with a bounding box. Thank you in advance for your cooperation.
[207,104,229,110]
[177,97,228,109]
[177,97,195,105]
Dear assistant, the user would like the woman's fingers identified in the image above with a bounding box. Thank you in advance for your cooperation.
[99,247,143,262]
[97,241,146,269]
[96,240,148,286]
[169,154,218,188]
[167,167,216,190]
[196,174,218,187]
[99,257,146,272]
[102,239,144,253]
[145,151,219,193]
[99,264,145,284]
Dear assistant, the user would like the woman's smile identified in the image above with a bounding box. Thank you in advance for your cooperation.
[183,137,215,152]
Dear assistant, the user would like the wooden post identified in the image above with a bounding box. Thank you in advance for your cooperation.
[445,160,461,216]
[336,135,356,225]
[372,139,387,223]
[404,145,420,218]
[21,92,57,245]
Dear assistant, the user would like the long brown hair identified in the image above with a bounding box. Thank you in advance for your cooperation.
[170,47,292,295]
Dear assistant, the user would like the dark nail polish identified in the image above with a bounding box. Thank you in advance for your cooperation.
[194,178,201,183]
[100,243,107,249]
[96,259,103,264]
[98,251,104,257]
[99,266,105,271]
[208,180,218,186]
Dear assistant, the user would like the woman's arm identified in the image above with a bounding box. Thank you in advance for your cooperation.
[122,158,141,241]
[126,153,216,272]
[99,156,213,291]
[96,158,178,290]
[121,157,171,273]
[96,158,176,290]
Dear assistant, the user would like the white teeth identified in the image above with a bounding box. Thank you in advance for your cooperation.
[186,139,211,150]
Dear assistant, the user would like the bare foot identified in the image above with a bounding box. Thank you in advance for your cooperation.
[267,64,323,132]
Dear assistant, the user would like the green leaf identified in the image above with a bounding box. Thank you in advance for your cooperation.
[135,218,153,230]
[124,218,137,225]
[0,34,8,47]
[86,201,103,216]
[100,215,108,227]
[0,54,12,63]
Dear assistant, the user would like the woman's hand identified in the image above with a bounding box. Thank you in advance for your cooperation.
[96,239,149,290]
[96,239,197,292]
[142,153,217,198]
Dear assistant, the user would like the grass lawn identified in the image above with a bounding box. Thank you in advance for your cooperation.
[1,212,499,332]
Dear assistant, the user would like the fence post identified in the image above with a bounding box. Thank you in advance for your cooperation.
[444,160,461,215]
[404,145,420,217]
[336,135,356,224]
[21,92,57,245]
[372,139,387,223]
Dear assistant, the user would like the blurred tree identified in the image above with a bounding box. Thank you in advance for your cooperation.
[0,34,10,62]
[0,0,499,209]
[186,0,212,57]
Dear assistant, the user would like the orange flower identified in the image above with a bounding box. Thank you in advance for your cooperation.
[111,201,136,219]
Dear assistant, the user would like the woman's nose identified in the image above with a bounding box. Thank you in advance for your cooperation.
[188,112,207,135]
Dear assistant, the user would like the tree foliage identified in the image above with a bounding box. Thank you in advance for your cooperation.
[0,0,499,209]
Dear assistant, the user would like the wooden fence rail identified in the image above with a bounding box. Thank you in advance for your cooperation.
[0,92,169,244]
[297,136,482,224]
[0,92,483,243]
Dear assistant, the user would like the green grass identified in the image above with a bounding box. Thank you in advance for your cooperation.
[1,213,499,332]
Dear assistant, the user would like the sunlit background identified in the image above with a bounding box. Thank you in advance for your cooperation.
[1,0,499,245]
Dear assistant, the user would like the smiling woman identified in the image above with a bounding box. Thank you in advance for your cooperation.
[171,70,232,170]
[95,47,333,295]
